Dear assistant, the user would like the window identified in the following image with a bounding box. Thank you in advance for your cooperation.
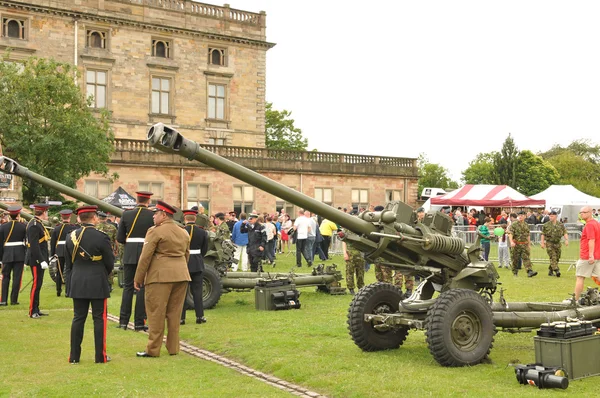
[86,70,107,108]
[151,77,171,115]
[86,30,106,49]
[187,183,210,213]
[2,17,26,39]
[385,190,403,202]
[208,48,226,66]
[352,189,369,213]
[208,138,225,146]
[276,187,297,216]
[233,185,254,216]
[152,39,171,58]
[84,180,111,199]
[314,188,333,205]
[138,182,164,204]
[208,83,226,120]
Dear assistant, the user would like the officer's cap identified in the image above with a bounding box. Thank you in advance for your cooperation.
[98,211,107,218]
[183,209,198,216]
[153,200,176,215]
[33,203,50,211]
[76,205,98,215]
[7,205,22,215]
[135,191,153,199]
[550,210,558,215]
[59,209,73,217]
[248,213,259,219]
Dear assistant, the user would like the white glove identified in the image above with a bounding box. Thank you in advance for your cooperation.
[40,261,49,270]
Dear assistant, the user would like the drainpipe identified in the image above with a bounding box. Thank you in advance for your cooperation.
[180,168,184,208]
[73,18,78,85]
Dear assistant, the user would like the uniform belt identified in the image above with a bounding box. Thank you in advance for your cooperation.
[57,241,66,245]
[4,242,25,247]
[189,249,201,254]
[126,237,145,243]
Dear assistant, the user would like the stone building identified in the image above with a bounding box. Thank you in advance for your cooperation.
[0,0,418,214]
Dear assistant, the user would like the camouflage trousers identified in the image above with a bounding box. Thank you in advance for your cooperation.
[394,272,414,291]
[375,264,393,283]
[346,254,365,290]
[375,264,414,291]
[545,242,562,271]
[511,244,532,272]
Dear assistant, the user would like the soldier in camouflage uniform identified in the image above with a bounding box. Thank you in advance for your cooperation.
[374,260,393,283]
[214,212,231,240]
[393,272,414,297]
[507,211,538,277]
[96,212,118,288]
[540,210,569,277]
[343,240,364,294]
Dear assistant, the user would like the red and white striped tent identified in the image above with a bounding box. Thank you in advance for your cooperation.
[430,185,545,207]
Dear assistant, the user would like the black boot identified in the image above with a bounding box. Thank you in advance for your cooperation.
[527,269,538,278]
[349,288,355,295]
[548,269,554,276]
[555,268,561,278]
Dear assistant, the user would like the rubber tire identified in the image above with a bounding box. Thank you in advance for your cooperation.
[425,288,495,367]
[184,266,223,310]
[347,282,409,351]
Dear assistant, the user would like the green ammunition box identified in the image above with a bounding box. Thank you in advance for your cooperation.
[255,279,300,311]
[534,334,600,380]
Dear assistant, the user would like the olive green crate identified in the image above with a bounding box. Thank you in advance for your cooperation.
[534,334,600,380]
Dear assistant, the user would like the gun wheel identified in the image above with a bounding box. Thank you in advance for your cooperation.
[347,282,408,351]
[184,265,223,310]
[425,289,495,367]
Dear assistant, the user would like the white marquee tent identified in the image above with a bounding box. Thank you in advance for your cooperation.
[531,185,600,208]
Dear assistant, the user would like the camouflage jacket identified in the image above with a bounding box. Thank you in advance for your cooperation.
[216,221,231,240]
[508,221,530,242]
[96,220,118,254]
[542,221,566,243]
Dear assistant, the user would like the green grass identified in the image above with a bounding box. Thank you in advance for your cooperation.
[1,247,597,397]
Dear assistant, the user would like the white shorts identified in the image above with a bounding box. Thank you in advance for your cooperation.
[575,259,600,278]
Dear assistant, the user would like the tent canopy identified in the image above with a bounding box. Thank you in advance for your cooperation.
[102,187,136,209]
[531,185,600,208]
[430,184,545,207]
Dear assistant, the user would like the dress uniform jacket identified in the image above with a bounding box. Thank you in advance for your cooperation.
[185,222,209,273]
[134,220,191,285]
[116,206,154,265]
[64,224,115,299]
[26,217,50,266]
[241,222,267,257]
[0,219,27,263]
[51,222,78,259]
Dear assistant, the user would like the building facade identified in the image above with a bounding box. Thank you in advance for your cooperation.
[0,0,418,214]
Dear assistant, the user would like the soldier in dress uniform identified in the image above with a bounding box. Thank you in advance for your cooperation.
[116,191,155,331]
[97,211,118,289]
[64,206,114,364]
[507,210,538,278]
[540,210,569,277]
[240,213,267,272]
[50,209,78,297]
[214,212,231,240]
[0,206,27,306]
[26,203,51,318]
[180,209,209,325]
[134,201,190,358]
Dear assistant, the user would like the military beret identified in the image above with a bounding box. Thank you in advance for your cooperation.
[98,211,107,218]
[517,210,526,215]
[214,212,225,219]
[374,206,384,211]
[417,207,425,213]
[76,205,98,215]
[549,210,558,215]
[153,200,176,215]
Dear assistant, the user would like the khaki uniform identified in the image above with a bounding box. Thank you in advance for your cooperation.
[134,219,191,357]
[541,221,567,272]
[508,221,533,273]
[345,244,364,290]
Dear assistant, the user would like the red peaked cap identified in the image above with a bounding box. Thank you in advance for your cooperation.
[136,191,153,199]
[154,200,176,215]
[33,203,50,211]
[7,205,22,215]
[76,205,98,215]
[183,209,198,216]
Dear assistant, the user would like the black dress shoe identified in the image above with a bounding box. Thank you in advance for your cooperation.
[37,311,49,316]
[116,324,128,330]
[57,291,62,297]
[196,317,207,324]
[10,302,19,305]
[0,302,7,306]
[96,356,111,363]
[30,313,41,319]
[134,325,148,332]
[180,319,185,325]
[69,359,79,364]
[136,352,155,358]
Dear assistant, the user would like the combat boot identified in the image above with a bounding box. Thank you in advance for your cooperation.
[548,269,554,276]
[403,289,413,299]
[349,288,355,295]
[527,269,538,278]
[555,268,561,278]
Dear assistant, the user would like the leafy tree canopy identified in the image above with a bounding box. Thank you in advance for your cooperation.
[265,102,308,151]
[462,153,497,185]
[418,153,459,196]
[0,56,114,204]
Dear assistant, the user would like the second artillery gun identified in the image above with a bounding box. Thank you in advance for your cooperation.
[147,122,600,368]
[0,156,343,309]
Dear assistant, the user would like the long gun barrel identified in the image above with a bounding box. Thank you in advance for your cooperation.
[0,156,124,217]
[147,123,377,236]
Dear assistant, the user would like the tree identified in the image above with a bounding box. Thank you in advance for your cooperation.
[417,153,459,196]
[462,153,497,184]
[0,57,114,204]
[265,102,308,151]
[494,134,518,187]
[514,150,559,196]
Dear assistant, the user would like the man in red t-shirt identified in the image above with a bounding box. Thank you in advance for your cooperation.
[574,206,600,300]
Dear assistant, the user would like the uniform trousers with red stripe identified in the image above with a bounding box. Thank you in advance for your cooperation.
[70,298,108,363]
[29,265,44,316]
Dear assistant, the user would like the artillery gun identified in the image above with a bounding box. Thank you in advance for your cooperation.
[147,122,600,367]
[0,156,342,309]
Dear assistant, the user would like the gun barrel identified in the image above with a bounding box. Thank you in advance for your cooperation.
[147,123,376,236]
[0,201,33,221]
[0,156,124,217]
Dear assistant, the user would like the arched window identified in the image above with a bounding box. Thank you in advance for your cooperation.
[86,30,106,49]
[208,48,225,66]
[152,40,170,58]
[2,18,25,39]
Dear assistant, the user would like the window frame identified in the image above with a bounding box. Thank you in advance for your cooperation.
[85,69,108,109]
[1,14,28,40]
[207,82,227,121]
[233,185,254,216]
[208,47,227,66]
[84,180,111,199]
[314,187,333,206]
[385,189,403,203]
[351,188,369,213]
[187,183,210,214]
[138,181,164,204]
[150,75,173,116]
[152,37,173,59]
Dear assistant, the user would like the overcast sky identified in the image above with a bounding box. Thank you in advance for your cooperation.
[230,0,600,181]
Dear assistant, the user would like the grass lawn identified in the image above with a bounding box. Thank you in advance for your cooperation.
[1,245,597,397]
